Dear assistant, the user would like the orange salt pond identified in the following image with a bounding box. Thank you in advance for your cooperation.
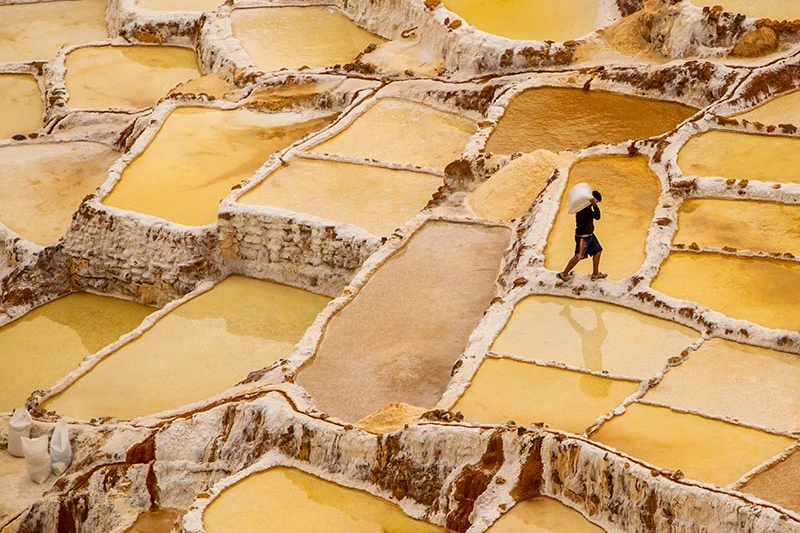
[239,158,442,236]
[677,130,800,183]
[691,0,800,21]
[485,88,697,155]
[651,253,800,331]
[298,221,509,422]
[732,88,800,125]
[0,293,152,413]
[491,296,699,380]
[740,450,800,515]
[442,0,605,42]
[453,359,638,434]
[643,338,800,433]
[0,74,42,139]
[545,155,662,280]
[310,97,477,170]
[231,6,384,73]
[0,142,119,245]
[591,403,794,487]
[64,45,201,110]
[103,107,334,226]
[674,198,800,255]
[43,276,330,420]
[0,0,107,63]
[203,467,444,533]
[487,496,607,533]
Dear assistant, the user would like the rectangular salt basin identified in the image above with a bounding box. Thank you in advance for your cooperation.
[487,496,607,533]
[677,130,800,184]
[0,142,119,246]
[740,450,800,515]
[0,0,108,63]
[43,276,330,420]
[310,97,477,170]
[674,198,800,256]
[544,155,662,280]
[103,107,335,226]
[453,358,639,435]
[692,0,800,21]
[485,88,697,155]
[590,403,794,487]
[203,467,444,533]
[0,74,43,139]
[442,0,605,41]
[238,158,442,236]
[732,89,800,125]
[64,45,201,110]
[231,6,385,72]
[651,252,800,331]
[0,293,152,413]
[643,338,800,433]
[491,296,699,380]
[136,0,223,11]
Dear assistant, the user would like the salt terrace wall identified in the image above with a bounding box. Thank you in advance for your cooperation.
[16,391,800,533]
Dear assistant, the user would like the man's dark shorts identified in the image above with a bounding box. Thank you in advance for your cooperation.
[573,234,603,260]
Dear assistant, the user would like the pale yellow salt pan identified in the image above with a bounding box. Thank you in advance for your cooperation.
[643,338,800,433]
[0,293,152,413]
[491,296,699,380]
[103,107,335,226]
[298,221,510,422]
[677,130,800,183]
[468,150,563,221]
[65,46,201,110]
[674,198,800,256]
[0,0,108,63]
[651,253,800,331]
[732,89,800,125]
[239,158,442,236]
[487,496,607,533]
[453,359,639,435]
[43,276,330,420]
[0,142,119,246]
[591,403,794,487]
[740,450,800,515]
[486,88,697,155]
[310,97,477,170]
[203,467,444,533]
[544,155,662,279]
[355,402,429,434]
[443,0,605,41]
[692,0,800,21]
[0,74,42,140]
[231,6,384,72]
[135,0,222,12]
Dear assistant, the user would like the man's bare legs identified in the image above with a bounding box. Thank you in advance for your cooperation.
[592,251,602,276]
[560,255,580,278]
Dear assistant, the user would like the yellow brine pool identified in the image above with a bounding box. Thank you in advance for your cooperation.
[0,74,43,139]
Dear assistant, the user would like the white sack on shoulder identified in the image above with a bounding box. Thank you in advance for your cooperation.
[21,435,50,484]
[50,419,73,476]
[8,407,32,458]
[567,182,593,214]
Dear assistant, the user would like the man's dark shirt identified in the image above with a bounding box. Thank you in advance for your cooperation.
[575,204,601,236]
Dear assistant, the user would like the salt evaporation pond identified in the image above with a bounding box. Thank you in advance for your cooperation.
[239,158,443,236]
[64,45,201,110]
[204,467,444,533]
[441,0,606,42]
[0,142,119,246]
[643,338,800,433]
[298,220,509,422]
[102,107,335,226]
[488,497,608,533]
[692,0,800,21]
[0,74,42,139]
[677,130,800,183]
[591,403,794,487]
[135,0,222,12]
[732,89,800,125]
[231,6,385,72]
[652,253,800,331]
[490,296,699,379]
[310,97,477,170]
[485,88,698,155]
[43,276,330,420]
[545,155,662,280]
[0,293,152,413]
[0,0,107,63]
[674,198,800,255]
[742,451,800,515]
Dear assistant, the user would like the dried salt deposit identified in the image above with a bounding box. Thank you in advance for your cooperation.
[2,1,800,532]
